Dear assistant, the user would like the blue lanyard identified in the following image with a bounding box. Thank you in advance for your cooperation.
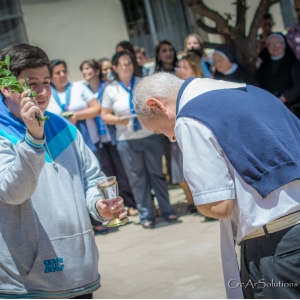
[51,82,72,112]
[118,76,141,132]
[87,81,108,136]
[118,76,135,108]
[96,81,105,100]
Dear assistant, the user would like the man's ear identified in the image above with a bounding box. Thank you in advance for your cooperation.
[146,98,167,114]
[1,87,10,98]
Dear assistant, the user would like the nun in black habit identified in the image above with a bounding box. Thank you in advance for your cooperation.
[213,45,258,85]
[256,33,300,118]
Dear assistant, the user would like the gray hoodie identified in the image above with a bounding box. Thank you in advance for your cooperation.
[0,110,106,298]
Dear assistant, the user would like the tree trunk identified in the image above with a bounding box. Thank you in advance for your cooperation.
[185,0,280,73]
[224,35,257,73]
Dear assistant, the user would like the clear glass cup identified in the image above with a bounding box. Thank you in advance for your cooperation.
[96,176,128,227]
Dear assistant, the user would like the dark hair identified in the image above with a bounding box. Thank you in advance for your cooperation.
[262,12,273,20]
[80,59,99,72]
[134,46,147,57]
[50,59,67,77]
[116,40,141,76]
[98,57,111,67]
[111,51,139,81]
[98,58,111,80]
[80,59,101,80]
[116,40,135,55]
[155,40,178,73]
[0,43,50,77]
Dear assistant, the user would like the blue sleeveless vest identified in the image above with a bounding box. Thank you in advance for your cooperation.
[176,78,300,198]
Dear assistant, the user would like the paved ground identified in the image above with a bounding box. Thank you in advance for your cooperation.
[94,188,227,299]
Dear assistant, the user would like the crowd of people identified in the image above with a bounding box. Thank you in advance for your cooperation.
[44,6,300,234]
[2,2,300,298]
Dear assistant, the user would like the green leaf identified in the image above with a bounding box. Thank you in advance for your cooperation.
[24,77,30,90]
[36,115,49,121]
[10,87,24,93]
[0,55,50,123]
[0,69,11,76]
[4,54,10,67]
[28,91,37,97]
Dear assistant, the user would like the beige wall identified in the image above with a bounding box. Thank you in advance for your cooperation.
[196,0,285,44]
[20,0,129,81]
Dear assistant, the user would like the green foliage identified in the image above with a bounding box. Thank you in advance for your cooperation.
[0,54,49,123]
[24,77,37,98]
[0,57,24,94]
[4,54,10,68]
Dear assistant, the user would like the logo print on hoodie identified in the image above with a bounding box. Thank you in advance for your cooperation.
[44,258,64,273]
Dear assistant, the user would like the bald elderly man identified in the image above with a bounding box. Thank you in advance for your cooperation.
[133,73,300,299]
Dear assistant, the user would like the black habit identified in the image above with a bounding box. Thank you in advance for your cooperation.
[214,66,258,86]
[256,52,300,116]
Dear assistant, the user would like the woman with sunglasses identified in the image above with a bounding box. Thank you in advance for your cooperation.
[98,58,113,82]
[101,51,177,229]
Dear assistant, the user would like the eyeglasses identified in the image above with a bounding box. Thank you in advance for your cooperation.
[102,67,112,71]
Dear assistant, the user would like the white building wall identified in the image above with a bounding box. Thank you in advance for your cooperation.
[20,0,129,81]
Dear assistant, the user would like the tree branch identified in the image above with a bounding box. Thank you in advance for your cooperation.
[249,0,280,39]
[235,0,247,36]
[185,0,230,34]
[196,18,219,34]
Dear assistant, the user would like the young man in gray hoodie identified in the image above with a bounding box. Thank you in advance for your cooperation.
[0,43,127,298]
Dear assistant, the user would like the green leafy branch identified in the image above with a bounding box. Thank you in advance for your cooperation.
[0,54,49,125]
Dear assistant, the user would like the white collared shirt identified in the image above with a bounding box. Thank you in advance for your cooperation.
[175,78,300,298]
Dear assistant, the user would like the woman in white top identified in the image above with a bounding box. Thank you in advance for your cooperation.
[80,59,138,217]
[101,51,177,229]
[47,60,101,153]
[47,60,104,234]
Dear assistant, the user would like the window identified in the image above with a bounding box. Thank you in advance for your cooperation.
[121,0,193,57]
[0,0,28,50]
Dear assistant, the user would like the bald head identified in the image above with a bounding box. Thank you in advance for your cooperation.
[133,72,183,120]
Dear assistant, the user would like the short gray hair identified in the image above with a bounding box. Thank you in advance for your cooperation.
[134,72,183,119]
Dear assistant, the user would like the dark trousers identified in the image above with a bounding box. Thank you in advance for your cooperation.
[117,135,174,224]
[241,223,300,298]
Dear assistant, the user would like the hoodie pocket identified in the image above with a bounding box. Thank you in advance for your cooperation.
[25,230,99,292]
